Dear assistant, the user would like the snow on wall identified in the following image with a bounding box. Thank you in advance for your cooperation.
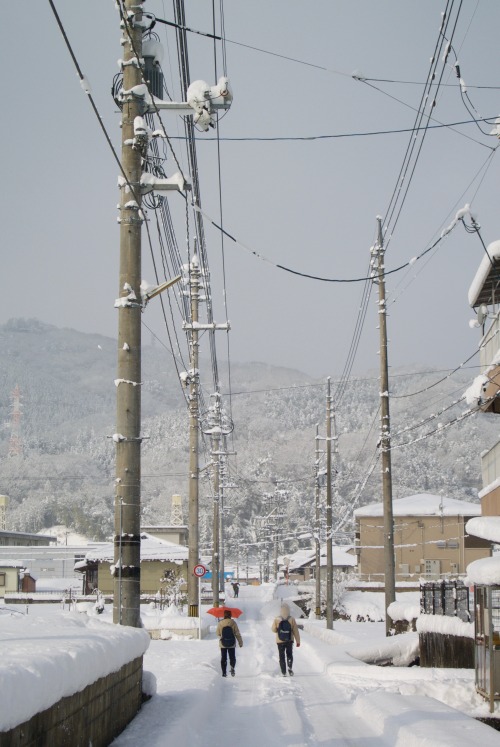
[416,614,474,639]
[478,479,500,500]
[467,554,500,586]
[354,493,480,518]
[468,239,500,307]
[0,612,150,732]
[387,600,420,623]
[466,516,500,544]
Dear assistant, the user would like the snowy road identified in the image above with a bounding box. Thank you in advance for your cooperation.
[112,585,500,747]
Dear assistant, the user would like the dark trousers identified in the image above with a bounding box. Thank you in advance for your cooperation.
[277,641,294,674]
[221,646,236,674]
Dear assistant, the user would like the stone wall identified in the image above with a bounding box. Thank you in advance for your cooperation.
[0,656,143,747]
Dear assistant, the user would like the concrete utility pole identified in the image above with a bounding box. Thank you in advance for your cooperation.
[187,255,201,617]
[325,378,334,630]
[315,423,322,619]
[210,397,221,607]
[113,0,144,628]
[374,216,396,635]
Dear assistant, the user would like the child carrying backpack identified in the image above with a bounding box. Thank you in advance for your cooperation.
[271,603,301,676]
[216,610,243,677]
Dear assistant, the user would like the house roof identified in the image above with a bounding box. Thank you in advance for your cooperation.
[0,560,26,568]
[468,239,500,308]
[83,533,188,564]
[354,494,481,519]
[284,545,356,570]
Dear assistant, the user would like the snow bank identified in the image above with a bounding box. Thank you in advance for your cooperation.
[466,516,500,544]
[301,620,354,646]
[0,612,150,731]
[467,554,500,585]
[387,601,420,623]
[417,614,474,639]
[353,691,500,746]
[346,632,419,667]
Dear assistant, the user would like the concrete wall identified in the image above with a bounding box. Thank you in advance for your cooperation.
[0,656,143,747]
[357,514,490,580]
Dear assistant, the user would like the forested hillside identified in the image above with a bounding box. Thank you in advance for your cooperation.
[0,319,494,549]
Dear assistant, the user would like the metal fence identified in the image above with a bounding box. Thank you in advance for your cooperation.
[420,580,470,622]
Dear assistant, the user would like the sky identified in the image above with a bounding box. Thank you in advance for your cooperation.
[1,1,499,382]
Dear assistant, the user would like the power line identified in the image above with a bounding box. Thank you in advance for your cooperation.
[193,202,459,283]
[167,116,498,142]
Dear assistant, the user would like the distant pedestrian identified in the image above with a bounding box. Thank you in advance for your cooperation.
[271,603,300,676]
[216,610,243,677]
[232,582,240,598]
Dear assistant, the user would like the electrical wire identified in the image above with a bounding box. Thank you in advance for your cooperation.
[192,202,460,283]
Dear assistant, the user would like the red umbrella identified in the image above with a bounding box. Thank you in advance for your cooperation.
[206,606,243,619]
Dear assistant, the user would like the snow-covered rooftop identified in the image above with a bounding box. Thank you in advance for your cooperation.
[354,493,481,518]
[468,239,500,308]
[284,545,356,570]
[0,559,26,568]
[466,516,500,545]
[83,532,188,564]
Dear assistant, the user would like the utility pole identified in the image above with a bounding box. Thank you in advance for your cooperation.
[374,216,396,635]
[113,0,144,628]
[210,396,221,607]
[325,378,334,629]
[187,255,201,617]
[219,454,226,595]
[315,423,322,619]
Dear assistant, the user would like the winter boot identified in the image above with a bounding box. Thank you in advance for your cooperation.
[230,668,235,677]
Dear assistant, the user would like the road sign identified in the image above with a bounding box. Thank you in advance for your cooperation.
[194,564,207,578]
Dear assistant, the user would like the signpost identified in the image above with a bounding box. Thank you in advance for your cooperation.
[193,564,207,640]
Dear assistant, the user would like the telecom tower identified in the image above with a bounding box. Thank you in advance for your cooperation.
[8,384,23,457]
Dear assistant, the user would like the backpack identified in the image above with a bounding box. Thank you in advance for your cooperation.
[221,623,236,647]
[277,617,292,642]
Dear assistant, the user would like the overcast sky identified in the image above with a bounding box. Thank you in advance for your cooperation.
[1,1,499,382]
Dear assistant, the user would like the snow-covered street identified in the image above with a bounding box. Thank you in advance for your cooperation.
[111,585,499,747]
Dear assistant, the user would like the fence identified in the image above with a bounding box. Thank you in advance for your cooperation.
[420,580,470,622]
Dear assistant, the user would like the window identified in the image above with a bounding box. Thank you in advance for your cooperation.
[0,573,5,587]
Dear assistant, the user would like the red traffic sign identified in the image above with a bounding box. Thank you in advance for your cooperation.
[193,564,207,578]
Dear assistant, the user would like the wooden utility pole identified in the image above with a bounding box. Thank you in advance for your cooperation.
[187,255,201,617]
[375,216,396,635]
[325,378,334,630]
[113,0,143,628]
[315,423,322,619]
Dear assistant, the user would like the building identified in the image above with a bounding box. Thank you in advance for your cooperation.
[354,494,490,581]
[282,545,357,581]
[75,532,189,595]
[140,525,188,546]
[0,561,37,597]
[0,530,57,547]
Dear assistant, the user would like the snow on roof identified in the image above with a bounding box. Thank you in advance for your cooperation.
[84,532,188,564]
[354,493,481,518]
[468,239,500,308]
[0,613,149,732]
[0,560,26,568]
[318,547,357,568]
[466,516,500,545]
[467,555,500,585]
